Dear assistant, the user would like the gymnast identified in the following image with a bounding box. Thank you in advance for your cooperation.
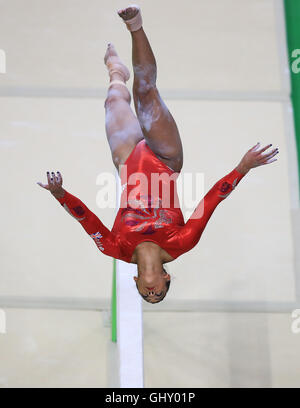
[38,5,279,304]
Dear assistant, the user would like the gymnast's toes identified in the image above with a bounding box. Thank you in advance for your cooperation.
[104,43,118,65]
[117,5,140,21]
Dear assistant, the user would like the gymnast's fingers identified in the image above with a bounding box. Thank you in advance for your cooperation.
[46,171,51,186]
[51,171,58,186]
[257,143,272,155]
[49,173,56,189]
[259,148,279,162]
[57,171,63,185]
[37,181,49,190]
[262,158,278,165]
[250,142,260,152]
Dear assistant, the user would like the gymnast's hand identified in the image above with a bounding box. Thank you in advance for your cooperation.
[37,171,65,199]
[236,143,279,175]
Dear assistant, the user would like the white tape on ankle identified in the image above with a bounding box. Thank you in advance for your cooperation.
[123,6,143,32]
[109,80,128,88]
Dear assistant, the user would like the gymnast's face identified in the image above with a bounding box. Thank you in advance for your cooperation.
[134,269,170,304]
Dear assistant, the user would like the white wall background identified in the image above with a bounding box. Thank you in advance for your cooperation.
[0,0,299,387]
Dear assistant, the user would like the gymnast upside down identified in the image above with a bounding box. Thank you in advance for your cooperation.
[38,5,279,304]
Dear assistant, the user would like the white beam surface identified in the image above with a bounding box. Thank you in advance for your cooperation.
[115,173,144,388]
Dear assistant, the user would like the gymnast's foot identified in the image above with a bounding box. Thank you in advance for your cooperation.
[117,5,143,32]
[104,43,130,82]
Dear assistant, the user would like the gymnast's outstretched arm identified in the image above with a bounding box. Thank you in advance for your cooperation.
[37,171,120,258]
[179,143,279,252]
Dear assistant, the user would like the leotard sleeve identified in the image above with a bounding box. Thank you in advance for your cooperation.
[179,168,245,253]
[54,190,120,259]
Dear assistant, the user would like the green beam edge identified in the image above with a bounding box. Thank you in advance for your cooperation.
[284,0,300,189]
[111,258,117,342]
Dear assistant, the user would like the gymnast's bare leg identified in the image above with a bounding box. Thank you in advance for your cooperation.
[104,43,143,170]
[118,5,183,173]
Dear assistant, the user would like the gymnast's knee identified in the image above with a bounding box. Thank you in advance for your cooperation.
[133,66,157,96]
[133,82,158,106]
[105,87,131,108]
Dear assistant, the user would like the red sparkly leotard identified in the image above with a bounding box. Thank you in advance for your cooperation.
[56,140,245,263]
